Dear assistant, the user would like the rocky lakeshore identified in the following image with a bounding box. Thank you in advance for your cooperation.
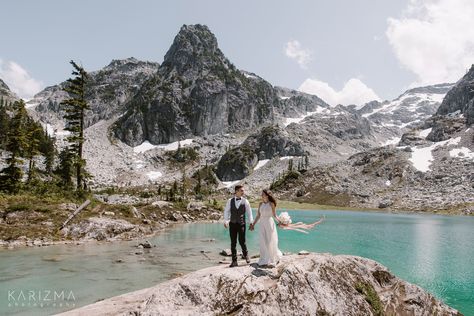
[57,252,461,316]
[0,194,222,249]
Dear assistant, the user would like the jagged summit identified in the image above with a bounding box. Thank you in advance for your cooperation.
[163,24,233,74]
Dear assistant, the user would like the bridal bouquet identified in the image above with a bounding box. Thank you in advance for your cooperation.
[278,212,292,225]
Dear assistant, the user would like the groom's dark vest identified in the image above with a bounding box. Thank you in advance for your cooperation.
[230,198,246,225]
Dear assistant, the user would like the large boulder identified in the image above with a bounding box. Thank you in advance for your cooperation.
[59,253,460,315]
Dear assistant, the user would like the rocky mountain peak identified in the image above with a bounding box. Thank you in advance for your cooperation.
[161,24,225,75]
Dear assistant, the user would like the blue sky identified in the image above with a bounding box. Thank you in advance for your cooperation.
[1,0,473,104]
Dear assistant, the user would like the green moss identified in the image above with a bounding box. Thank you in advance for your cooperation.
[355,282,384,316]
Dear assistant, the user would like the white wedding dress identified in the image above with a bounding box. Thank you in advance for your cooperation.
[257,202,282,266]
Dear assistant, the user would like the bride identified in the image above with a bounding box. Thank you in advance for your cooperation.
[249,189,282,267]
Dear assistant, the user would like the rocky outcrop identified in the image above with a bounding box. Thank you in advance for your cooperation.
[59,253,460,316]
[436,65,474,125]
[243,125,306,159]
[114,24,280,146]
[399,131,426,146]
[29,57,160,129]
[215,144,258,181]
[425,116,466,142]
[215,125,305,181]
[274,86,329,118]
[61,217,142,241]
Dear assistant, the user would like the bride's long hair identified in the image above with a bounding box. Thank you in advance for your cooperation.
[262,189,277,206]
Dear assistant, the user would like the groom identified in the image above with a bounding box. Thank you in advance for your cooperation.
[223,185,253,267]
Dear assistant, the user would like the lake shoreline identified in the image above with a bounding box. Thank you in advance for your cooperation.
[2,199,471,250]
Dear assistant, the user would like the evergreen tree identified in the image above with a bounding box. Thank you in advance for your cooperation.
[194,170,202,195]
[305,155,309,169]
[41,133,56,174]
[24,118,43,184]
[0,100,28,193]
[181,167,186,198]
[288,159,294,172]
[60,60,89,191]
[56,147,74,189]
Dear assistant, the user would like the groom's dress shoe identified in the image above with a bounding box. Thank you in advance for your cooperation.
[244,255,250,264]
[229,261,238,268]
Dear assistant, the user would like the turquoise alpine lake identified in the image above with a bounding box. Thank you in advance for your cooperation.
[0,209,473,315]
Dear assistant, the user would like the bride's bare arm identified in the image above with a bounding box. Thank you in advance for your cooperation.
[271,203,280,224]
[253,203,262,226]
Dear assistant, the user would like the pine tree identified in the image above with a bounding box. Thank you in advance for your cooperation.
[61,60,89,191]
[288,159,294,172]
[24,118,43,184]
[0,100,28,193]
[56,147,74,189]
[181,167,186,198]
[41,133,56,174]
[194,170,202,195]
[305,155,309,169]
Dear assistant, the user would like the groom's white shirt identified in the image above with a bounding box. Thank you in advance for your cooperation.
[223,196,253,224]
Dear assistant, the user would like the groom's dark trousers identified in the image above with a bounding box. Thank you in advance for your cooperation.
[229,222,248,262]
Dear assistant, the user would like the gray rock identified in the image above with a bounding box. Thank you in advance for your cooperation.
[60,253,460,316]
[436,64,474,125]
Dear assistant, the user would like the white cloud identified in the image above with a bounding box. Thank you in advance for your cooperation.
[298,77,381,107]
[0,59,43,99]
[284,40,312,69]
[386,0,474,86]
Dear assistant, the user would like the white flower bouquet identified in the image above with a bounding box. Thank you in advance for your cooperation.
[278,212,292,225]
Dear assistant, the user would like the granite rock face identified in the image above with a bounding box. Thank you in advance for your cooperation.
[436,64,474,125]
[114,24,280,146]
[58,253,461,316]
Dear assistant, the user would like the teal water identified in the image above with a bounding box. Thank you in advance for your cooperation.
[0,210,473,315]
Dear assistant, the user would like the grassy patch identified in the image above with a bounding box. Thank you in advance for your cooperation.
[355,282,384,316]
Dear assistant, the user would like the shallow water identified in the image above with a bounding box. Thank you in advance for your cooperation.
[0,209,473,315]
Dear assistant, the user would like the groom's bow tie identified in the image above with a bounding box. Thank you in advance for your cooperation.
[235,198,242,200]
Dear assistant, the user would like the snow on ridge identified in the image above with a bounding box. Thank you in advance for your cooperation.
[450,147,474,160]
[419,128,432,138]
[133,139,194,154]
[146,171,162,181]
[280,156,295,160]
[381,137,400,146]
[409,137,462,172]
[222,180,241,189]
[283,108,328,126]
[253,159,270,171]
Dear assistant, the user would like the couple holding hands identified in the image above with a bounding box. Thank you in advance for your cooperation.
[223,185,324,268]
